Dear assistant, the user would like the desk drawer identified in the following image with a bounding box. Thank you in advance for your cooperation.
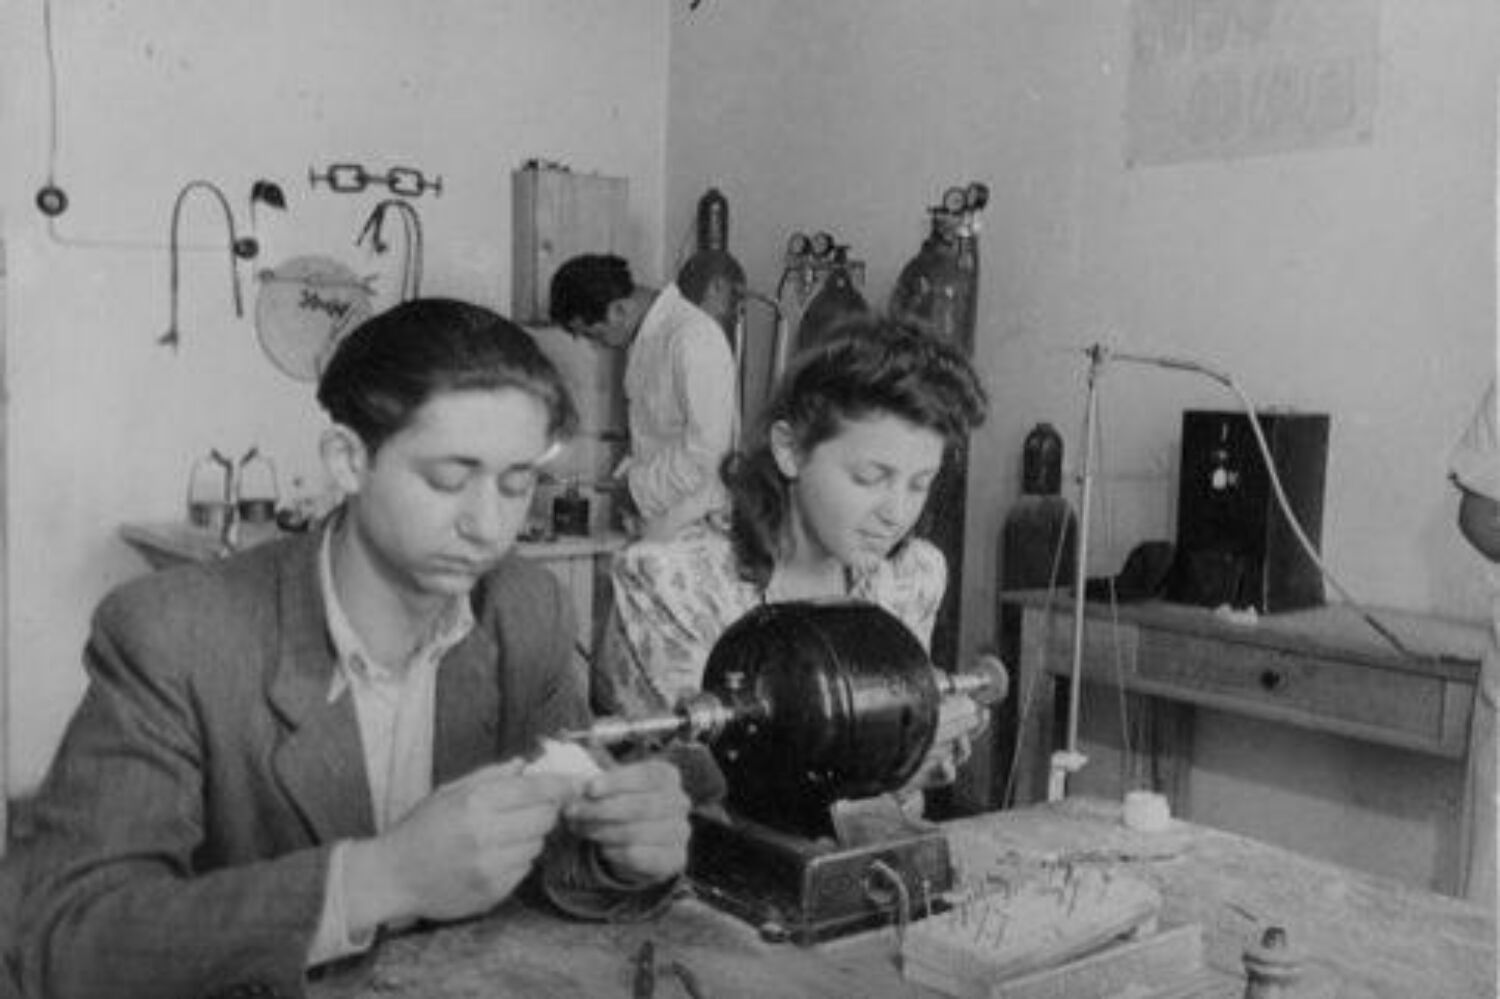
[1031,614,1140,685]
[1134,631,1468,756]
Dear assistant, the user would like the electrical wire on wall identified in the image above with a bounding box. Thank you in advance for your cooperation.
[33,0,67,221]
[32,0,284,254]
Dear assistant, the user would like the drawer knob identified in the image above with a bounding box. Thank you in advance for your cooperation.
[1259,669,1287,693]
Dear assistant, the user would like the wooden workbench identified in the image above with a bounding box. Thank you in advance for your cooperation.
[307,798,1496,999]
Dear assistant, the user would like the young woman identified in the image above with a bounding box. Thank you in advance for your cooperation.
[593,313,990,795]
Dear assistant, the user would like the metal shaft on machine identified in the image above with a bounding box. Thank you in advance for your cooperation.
[560,654,1008,749]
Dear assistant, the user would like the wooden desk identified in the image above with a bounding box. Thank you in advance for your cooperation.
[1003,590,1487,893]
[307,798,1495,999]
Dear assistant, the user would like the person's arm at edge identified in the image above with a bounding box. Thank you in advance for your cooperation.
[1458,488,1500,564]
[13,592,330,999]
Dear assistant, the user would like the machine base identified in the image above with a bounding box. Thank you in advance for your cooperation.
[688,811,955,945]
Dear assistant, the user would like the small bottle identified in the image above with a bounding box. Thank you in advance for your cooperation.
[1242,926,1303,999]
[236,448,279,525]
[552,479,590,537]
[1002,423,1077,591]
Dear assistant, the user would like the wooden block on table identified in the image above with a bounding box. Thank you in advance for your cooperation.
[902,869,1162,997]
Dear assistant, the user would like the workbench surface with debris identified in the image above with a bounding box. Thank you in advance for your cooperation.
[308,797,1496,999]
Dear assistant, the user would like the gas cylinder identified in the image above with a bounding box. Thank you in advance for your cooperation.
[678,188,746,340]
[793,244,868,354]
[1002,423,1077,593]
[890,182,986,356]
[892,184,988,682]
[696,187,729,251]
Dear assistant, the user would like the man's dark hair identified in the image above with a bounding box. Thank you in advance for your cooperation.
[317,297,578,455]
[547,254,634,328]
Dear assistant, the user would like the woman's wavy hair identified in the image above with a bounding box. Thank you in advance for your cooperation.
[722,313,988,587]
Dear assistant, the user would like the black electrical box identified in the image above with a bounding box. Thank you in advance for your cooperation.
[1165,410,1329,614]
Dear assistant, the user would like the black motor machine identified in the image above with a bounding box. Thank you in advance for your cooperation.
[565,600,1008,943]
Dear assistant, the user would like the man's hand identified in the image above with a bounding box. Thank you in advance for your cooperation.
[345,761,577,929]
[562,759,690,885]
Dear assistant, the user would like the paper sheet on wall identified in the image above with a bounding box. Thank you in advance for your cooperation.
[1126,0,1379,166]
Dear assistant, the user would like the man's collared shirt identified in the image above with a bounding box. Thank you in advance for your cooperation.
[309,520,475,966]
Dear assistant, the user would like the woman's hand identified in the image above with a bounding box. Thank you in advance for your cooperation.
[906,695,989,790]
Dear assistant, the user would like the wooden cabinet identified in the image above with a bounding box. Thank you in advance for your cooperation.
[510,164,630,491]
[511,165,628,325]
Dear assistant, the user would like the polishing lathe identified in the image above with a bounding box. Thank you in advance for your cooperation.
[563,599,1011,943]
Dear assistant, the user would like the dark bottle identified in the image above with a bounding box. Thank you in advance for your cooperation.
[552,480,591,537]
[678,188,745,349]
[890,182,986,357]
[1002,423,1077,591]
[1241,926,1304,999]
[696,187,729,251]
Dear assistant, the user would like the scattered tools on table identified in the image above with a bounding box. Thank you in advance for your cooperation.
[629,940,708,999]
[632,940,655,999]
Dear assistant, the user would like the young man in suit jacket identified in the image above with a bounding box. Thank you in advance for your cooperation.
[4,299,692,999]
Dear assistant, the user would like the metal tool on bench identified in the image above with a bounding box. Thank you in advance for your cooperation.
[562,600,1009,944]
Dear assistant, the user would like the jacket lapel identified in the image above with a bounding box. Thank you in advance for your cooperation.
[266,531,375,841]
[432,618,503,786]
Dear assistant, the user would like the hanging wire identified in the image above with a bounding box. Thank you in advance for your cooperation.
[33,0,261,254]
[865,859,912,970]
[356,199,424,301]
[39,0,61,202]
[1085,386,1138,789]
[1105,347,1420,660]
[159,181,245,351]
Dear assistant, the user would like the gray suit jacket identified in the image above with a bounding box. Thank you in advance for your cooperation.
[5,529,671,999]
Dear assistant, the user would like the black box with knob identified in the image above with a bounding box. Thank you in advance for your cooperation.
[1165,409,1329,614]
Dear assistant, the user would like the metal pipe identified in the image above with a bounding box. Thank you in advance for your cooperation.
[160,180,244,351]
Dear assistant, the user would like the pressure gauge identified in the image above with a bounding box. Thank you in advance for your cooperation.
[965,182,990,212]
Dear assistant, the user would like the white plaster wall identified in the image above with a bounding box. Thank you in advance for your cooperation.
[0,0,671,793]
